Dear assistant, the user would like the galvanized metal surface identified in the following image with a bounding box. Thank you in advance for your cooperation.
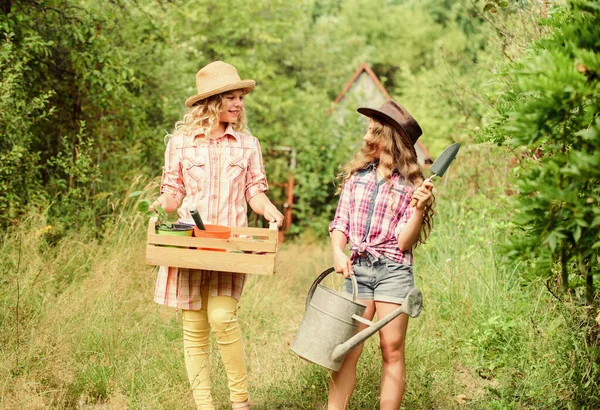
[291,268,424,371]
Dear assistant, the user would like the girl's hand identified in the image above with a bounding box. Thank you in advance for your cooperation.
[149,199,163,212]
[263,203,284,227]
[333,249,353,278]
[412,179,434,210]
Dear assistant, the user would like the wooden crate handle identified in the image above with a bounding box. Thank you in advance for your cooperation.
[148,216,157,236]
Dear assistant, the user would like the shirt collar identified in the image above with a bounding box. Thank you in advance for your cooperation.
[365,161,400,176]
[191,124,240,143]
[221,124,240,142]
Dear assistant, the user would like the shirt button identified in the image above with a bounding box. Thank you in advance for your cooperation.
[210,214,216,219]
[212,195,217,199]
[214,176,218,180]
[213,157,218,161]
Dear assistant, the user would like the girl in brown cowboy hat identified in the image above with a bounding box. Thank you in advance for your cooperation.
[328,100,434,409]
[150,61,283,410]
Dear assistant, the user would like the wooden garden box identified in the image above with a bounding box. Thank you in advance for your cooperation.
[146,217,279,275]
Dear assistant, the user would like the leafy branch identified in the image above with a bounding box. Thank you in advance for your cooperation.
[128,191,172,229]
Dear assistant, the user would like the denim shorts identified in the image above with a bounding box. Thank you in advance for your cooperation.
[343,255,414,305]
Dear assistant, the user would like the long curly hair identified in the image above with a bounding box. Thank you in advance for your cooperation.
[165,92,249,143]
[338,119,435,245]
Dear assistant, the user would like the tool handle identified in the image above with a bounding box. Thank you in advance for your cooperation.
[189,207,206,230]
[410,176,434,207]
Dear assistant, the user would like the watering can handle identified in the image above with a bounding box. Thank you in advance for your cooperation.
[305,268,359,312]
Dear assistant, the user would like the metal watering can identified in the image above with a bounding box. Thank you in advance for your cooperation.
[291,267,423,371]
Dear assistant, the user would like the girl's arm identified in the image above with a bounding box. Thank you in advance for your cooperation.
[248,192,284,226]
[396,180,433,251]
[150,138,184,213]
[331,230,353,278]
[329,177,353,277]
[245,137,283,226]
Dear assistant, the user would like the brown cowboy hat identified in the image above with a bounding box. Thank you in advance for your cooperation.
[185,61,256,107]
[357,99,423,146]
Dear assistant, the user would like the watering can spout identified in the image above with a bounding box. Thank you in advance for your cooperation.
[331,288,423,362]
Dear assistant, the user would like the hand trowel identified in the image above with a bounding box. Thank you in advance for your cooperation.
[411,142,460,207]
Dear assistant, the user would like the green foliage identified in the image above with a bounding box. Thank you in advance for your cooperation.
[1,0,542,238]
[467,315,520,371]
[0,0,185,232]
[0,31,52,220]
[129,191,172,229]
[4,2,600,406]
[482,0,600,304]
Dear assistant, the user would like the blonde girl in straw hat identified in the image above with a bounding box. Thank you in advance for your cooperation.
[150,61,283,410]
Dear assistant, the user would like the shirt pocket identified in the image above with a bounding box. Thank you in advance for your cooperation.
[226,156,248,181]
[352,179,369,194]
[182,155,207,182]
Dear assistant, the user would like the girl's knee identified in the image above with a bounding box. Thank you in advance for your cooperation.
[380,341,405,364]
[208,308,237,331]
[183,310,211,340]
[207,297,239,333]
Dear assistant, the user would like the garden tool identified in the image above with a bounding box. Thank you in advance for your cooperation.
[411,142,461,207]
[291,268,423,371]
[189,206,206,230]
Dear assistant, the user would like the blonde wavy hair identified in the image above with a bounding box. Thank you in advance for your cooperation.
[338,119,435,245]
[165,91,249,143]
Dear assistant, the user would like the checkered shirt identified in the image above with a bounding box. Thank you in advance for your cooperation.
[329,163,416,265]
[153,125,268,310]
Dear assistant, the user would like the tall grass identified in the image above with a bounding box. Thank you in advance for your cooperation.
[1,146,598,409]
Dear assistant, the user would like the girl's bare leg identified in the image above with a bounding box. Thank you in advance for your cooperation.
[375,301,409,410]
[327,300,376,410]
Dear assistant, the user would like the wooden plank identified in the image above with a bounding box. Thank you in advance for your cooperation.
[148,217,157,237]
[230,225,278,241]
[147,232,277,252]
[146,245,276,275]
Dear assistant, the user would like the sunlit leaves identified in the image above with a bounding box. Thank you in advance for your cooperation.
[481,0,600,302]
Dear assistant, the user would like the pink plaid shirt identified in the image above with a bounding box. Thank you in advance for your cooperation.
[329,163,416,265]
[154,125,268,310]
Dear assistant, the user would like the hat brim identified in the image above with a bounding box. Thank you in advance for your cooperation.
[357,107,418,157]
[357,107,413,143]
[185,80,256,107]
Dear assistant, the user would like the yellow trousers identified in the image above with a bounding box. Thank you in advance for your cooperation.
[183,284,248,409]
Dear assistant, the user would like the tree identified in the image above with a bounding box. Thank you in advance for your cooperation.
[483,0,600,304]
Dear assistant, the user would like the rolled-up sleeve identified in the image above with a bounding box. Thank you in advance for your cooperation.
[245,137,268,201]
[160,138,185,207]
[394,185,415,237]
[329,178,352,238]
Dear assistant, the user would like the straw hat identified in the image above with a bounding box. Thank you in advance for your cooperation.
[357,100,423,147]
[185,61,256,107]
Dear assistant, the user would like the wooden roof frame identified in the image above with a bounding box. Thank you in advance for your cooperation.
[328,62,391,115]
[328,63,431,162]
